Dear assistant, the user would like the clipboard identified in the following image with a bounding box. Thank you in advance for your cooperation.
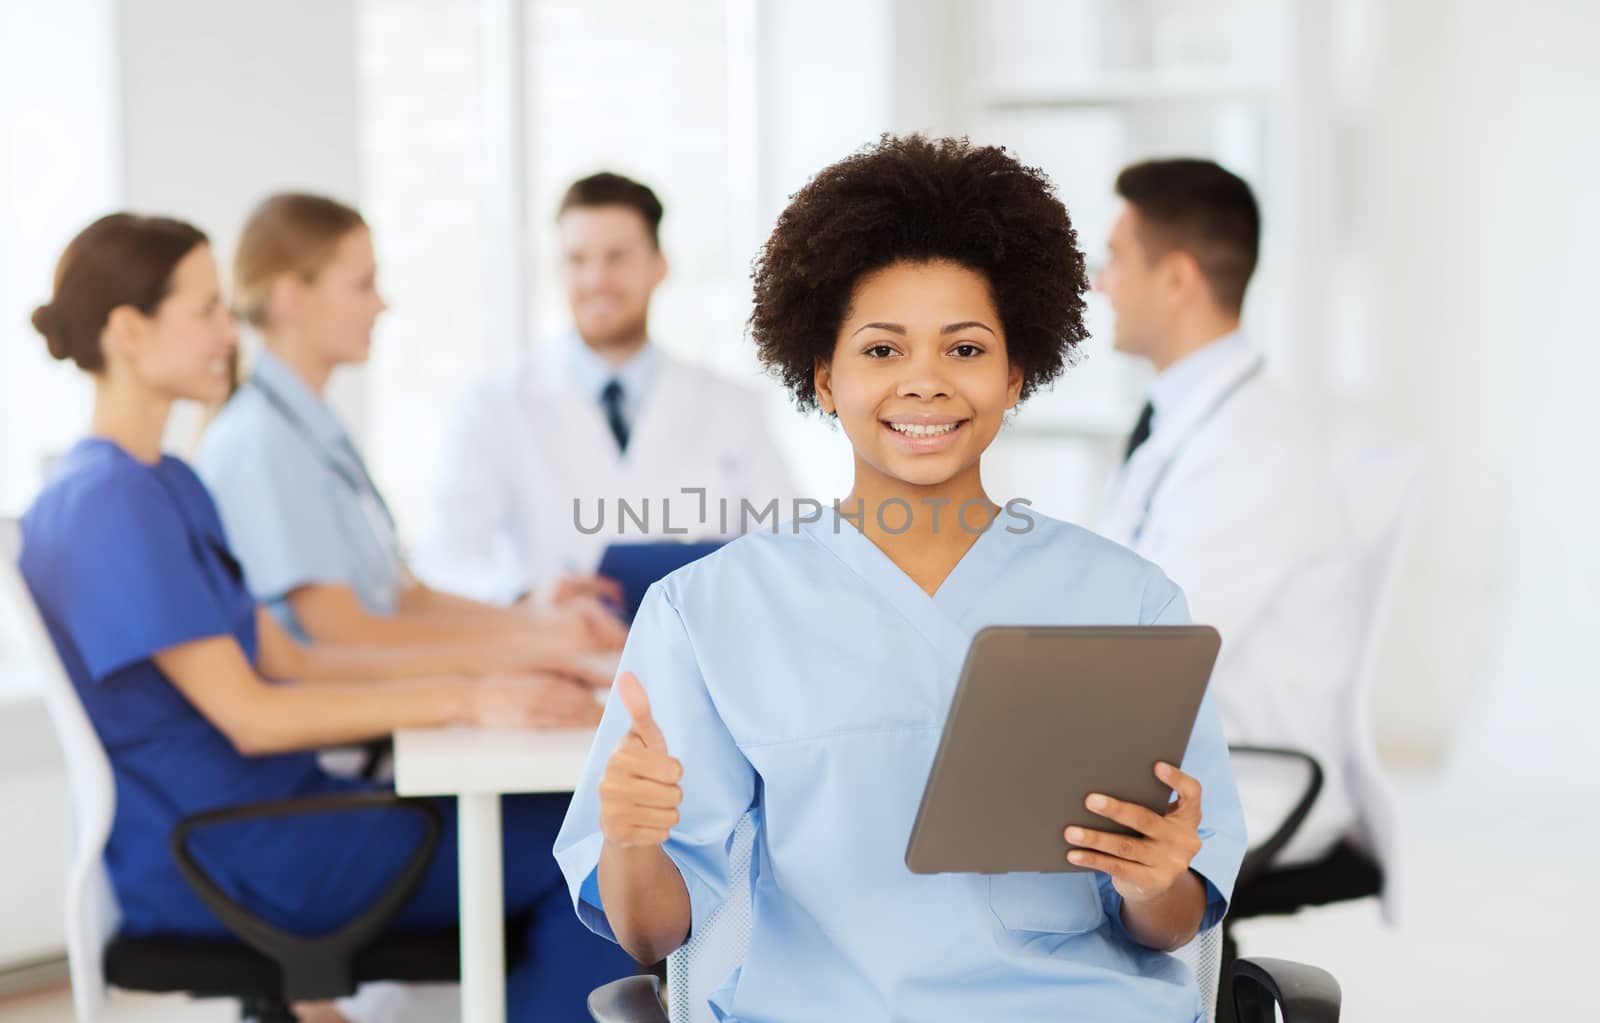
[596,540,726,623]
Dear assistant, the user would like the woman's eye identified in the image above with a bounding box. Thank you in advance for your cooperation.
[951,343,983,358]
[864,344,897,358]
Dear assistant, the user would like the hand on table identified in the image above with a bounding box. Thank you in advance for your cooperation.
[469,673,604,729]
[528,595,628,652]
[542,573,625,609]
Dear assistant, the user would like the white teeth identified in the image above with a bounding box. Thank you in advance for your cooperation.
[889,422,959,437]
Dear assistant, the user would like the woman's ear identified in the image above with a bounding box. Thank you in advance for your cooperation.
[101,305,146,364]
[813,355,836,415]
[1006,361,1024,409]
[267,271,303,328]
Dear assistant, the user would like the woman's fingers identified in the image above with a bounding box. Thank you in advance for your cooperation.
[1156,762,1203,820]
[1065,825,1157,868]
[616,672,669,753]
[1065,847,1157,886]
[545,654,614,688]
[573,597,629,649]
[609,748,683,787]
[600,717,685,847]
[528,704,602,728]
[1067,768,1206,902]
[599,770,682,810]
[1082,792,1169,840]
[549,574,625,607]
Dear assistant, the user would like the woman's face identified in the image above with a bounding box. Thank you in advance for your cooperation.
[117,244,238,404]
[297,226,388,367]
[815,259,1022,493]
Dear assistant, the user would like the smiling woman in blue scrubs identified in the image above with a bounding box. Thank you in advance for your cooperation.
[195,193,622,668]
[19,214,633,1020]
[554,137,1247,1021]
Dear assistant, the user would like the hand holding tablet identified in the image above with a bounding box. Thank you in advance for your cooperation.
[1065,760,1205,903]
[905,625,1220,876]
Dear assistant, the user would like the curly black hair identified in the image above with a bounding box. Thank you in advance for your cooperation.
[750,134,1089,412]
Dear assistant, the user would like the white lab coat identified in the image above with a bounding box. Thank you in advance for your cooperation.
[1098,338,1364,866]
[418,346,797,601]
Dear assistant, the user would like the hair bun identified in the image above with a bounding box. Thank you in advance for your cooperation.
[31,304,70,361]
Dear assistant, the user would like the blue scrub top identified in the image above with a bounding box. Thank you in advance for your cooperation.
[19,439,378,935]
[556,511,1248,1022]
[195,350,402,640]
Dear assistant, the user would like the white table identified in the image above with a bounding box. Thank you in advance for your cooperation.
[394,726,598,1023]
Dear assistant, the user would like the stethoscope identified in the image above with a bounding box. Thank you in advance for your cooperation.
[1128,355,1267,544]
[246,373,407,584]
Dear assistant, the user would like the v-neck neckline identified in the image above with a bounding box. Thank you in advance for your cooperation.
[802,509,1013,653]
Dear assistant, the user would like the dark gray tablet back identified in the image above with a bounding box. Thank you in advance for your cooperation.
[905,625,1220,875]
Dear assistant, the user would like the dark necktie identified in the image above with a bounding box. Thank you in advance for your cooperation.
[1123,401,1154,462]
[600,378,629,453]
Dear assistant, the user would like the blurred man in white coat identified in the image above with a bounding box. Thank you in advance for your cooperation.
[420,172,796,604]
[1095,159,1365,867]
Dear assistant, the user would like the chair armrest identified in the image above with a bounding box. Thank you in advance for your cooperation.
[588,975,668,1023]
[317,737,394,782]
[1230,745,1324,887]
[170,791,440,1002]
[1232,956,1341,1023]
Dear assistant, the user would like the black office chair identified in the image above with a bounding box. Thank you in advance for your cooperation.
[103,791,526,1022]
[584,817,1341,1023]
[1216,746,1382,1022]
[3,511,508,1023]
[588,952,1341,1023]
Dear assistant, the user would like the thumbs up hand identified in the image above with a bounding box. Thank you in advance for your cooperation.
[598,672,684,848]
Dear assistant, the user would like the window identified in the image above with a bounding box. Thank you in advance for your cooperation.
[0,0,119,522]
[354,0,769,540]
[0,0,119,698]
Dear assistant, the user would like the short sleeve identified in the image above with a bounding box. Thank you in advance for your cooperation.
[197,411,351,604]
[553,581,757,946]
[1096,572,1248,936]
[34,477,233,683]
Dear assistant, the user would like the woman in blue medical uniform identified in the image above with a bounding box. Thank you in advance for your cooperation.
[20,214,634,1019]
[554,137,1248,1021]
[195,192,622,659]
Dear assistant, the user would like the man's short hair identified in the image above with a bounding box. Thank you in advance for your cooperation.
[1114,158,1260,315]
[558,172,664,248]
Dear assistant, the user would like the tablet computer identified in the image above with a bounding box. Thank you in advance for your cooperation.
[596,540,726,623]
[904,625,1219,875]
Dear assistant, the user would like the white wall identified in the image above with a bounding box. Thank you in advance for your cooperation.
[1349,0,1600,760]
[1400,0,1600,774]
[116,0,368,446]
[0,0,369,972]
[752,0,900,499]
[0,0,121,970]
[0,0,120,518]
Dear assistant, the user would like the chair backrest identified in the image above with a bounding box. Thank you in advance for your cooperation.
[665,814,755,1023]
[665,815,1228,1021]
[0,517,119,1022]
[1332,442,1424,924]
[1173,923,1224,1021]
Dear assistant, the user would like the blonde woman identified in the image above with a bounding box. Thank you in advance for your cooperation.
[195,193,622,675]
